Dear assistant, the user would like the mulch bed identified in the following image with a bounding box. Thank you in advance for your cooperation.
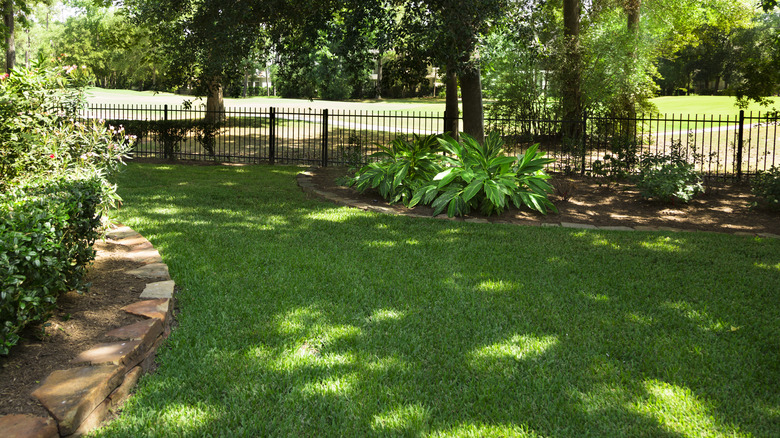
[310,166,780,235]
[0,241,149,418]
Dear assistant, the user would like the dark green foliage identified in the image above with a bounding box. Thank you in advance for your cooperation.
[751,165,780,210]
[0,66,131,355]
[637,148,703,203]
[105,119,225,159]
[411,132,557,217]
[346,134,443,206]
[591,136,641,181]
[0,176,103,355]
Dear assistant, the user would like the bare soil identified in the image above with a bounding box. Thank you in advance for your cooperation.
[310,167,780,235]
[0,241,149,418]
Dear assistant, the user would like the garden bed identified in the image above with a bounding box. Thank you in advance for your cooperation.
[310,167,780,235]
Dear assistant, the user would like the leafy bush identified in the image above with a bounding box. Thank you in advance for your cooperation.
[0,65,131,354]
[411,132,557,217]
[345,135,443,206]
[1,176,104,354]
[636,151,703,203]
[751,166,780,211]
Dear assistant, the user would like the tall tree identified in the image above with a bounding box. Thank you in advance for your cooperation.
[561,0,582,134]
[3,0,14,71]
[398,0,507,142]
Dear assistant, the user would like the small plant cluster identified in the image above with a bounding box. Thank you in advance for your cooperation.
[344,132,557,217]
[751,165,780,211]
[636,145,703,203]
[105,119,224,159]
[0,65,132,354]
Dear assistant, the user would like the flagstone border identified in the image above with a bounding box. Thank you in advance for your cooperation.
[0,224,176,438]
[296,169,779,239]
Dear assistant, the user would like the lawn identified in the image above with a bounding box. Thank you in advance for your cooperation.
[650,96,780,117]
[95,163,780,437]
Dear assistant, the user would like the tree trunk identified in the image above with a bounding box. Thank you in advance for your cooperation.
[444,66,459,139]
[4,0,15,73]
[459,63,484,143]
[376,55,383,99]
[242,69,248,98]
[562,0,582,139]
[205,78,225,123]
[623,0,641,135]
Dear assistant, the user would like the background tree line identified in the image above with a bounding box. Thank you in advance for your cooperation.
[2,0,778,137]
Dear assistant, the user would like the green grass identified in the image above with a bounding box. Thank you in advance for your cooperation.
[94,163,780,437]
[650,96,780,117]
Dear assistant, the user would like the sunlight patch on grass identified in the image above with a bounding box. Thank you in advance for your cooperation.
[302,373,358,398]
[626,312,654,326]
[428,423,542,437]
[640,236,683,252]
[663,301,729,332]
[370,308,406,323]
[585,293,610,302]
[366,240,396,248]
[590,236,622,250]
[158,403,216,430]
[276,306,325,336]
[148,206,184,216]
[469,334,558,374]
[371,403,432,435]
[633,380,745,437]
[304,208,357,222]
[754,262,780,272]
[475,279,518,293]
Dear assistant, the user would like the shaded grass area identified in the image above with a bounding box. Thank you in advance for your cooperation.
[96,163,780,437]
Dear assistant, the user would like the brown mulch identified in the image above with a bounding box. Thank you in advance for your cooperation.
[0,241,148,418]
[310,167,780,235]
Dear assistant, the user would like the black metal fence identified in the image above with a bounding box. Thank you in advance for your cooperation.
[83,104,779,177]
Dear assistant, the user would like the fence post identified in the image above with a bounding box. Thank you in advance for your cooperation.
[322,109,329,167]
[269,107,276,165]
[164,104,168,122]
[736,109,744,180]
[581,112,588,175]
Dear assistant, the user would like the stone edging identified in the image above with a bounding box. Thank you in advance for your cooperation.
[0,224,176,437]
[296,169,780,238]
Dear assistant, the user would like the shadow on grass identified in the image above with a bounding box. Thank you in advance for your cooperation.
[96,163,780,437]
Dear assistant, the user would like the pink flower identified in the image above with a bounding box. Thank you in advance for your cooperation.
[49,154,55,159]
[0,73,8,80]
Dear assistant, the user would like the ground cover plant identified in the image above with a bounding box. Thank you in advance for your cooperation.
[94,163,780,437]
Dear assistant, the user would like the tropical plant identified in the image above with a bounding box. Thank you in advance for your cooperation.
[345,134,443,206]
[411,132,557,217]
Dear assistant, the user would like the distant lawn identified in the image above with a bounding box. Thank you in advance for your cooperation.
[93,163,780,437]
[650,95,780,117]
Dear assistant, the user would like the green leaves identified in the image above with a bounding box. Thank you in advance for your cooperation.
[345,135,444,207]
[411,132,557,217]
[637,153,704,203]
[751,166,780,211]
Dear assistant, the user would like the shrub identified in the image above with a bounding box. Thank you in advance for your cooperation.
[636,151,703,203]
[1,176,104,354]
[411,132,557,217]
[0,65,131,354]
[751,166,780,211]
[345,135,443,206]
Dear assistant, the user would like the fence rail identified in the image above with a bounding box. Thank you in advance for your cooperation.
[83,104,779,177]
